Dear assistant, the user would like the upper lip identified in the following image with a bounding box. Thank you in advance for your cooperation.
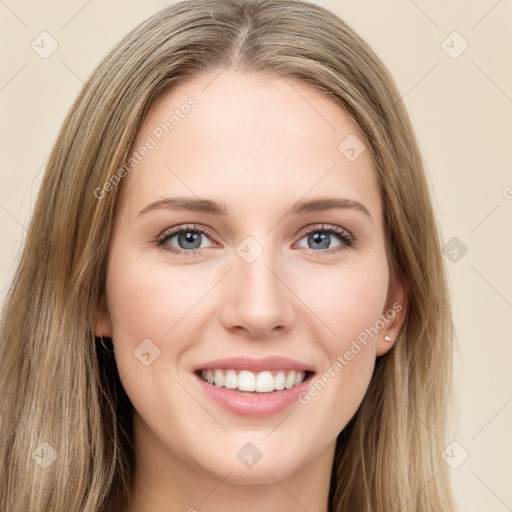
[193,356,316,374]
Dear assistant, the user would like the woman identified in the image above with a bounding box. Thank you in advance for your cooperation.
[0,0,456,510]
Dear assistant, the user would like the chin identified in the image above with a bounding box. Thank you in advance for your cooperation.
[189,443,303,484]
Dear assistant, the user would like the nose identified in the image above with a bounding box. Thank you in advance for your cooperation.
[220,249,295,339]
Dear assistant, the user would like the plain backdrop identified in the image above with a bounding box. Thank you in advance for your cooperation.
[1,1,511,510]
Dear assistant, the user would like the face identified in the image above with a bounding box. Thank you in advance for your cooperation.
[96,70,406,487]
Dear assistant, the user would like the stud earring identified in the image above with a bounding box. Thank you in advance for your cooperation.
[384,335,392,342]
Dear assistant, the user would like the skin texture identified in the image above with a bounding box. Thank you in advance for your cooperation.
[96,70,407,512]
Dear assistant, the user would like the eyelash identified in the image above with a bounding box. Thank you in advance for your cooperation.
[155,223,355,258]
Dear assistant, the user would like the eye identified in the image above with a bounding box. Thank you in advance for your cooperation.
[155,223,355,257]
[295,224,355,255]
[156,224,215,255]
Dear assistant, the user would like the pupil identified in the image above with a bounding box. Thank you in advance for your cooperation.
[310,232,329,249]
[179,231,201,249]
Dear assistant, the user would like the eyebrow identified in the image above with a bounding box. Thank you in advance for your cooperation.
[136,196,372,221]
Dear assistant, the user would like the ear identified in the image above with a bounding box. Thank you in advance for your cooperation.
[376,273,408,357]
[95,292,112,338]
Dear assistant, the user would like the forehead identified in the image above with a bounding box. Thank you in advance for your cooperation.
[117,70,381,224]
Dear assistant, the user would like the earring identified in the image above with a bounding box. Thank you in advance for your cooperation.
[384,335,392,342]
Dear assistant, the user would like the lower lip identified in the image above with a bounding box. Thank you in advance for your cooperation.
[193,372,314,417]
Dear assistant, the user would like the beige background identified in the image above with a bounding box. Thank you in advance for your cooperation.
[1,0,511,510]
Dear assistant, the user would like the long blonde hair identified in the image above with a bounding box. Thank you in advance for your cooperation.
[0,0,456,510]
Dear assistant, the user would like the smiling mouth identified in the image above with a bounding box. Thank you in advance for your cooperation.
[195,368,314,394]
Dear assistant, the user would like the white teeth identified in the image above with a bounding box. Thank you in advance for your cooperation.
[256,371,274,392]
[274,371,285,390]
[238,370,256,391]
[284,371,296,389]
[224,369,238,389]
[214,369,224,387]
[199,368,308,393]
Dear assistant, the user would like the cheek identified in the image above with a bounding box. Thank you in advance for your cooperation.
[298,255,389,354]
[103,243,190,366]
[294,254,388,419]
[107,266,172,338]
[334,272,387,345]
[104,244,226,388]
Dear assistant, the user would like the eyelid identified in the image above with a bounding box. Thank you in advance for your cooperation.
[156,223,217,244]
[296,223,354,242]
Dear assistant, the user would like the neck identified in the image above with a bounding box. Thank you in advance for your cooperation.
[121,412,335,512]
